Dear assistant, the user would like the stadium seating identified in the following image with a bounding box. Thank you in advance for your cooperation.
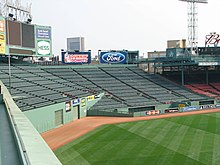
[0,63,209,112]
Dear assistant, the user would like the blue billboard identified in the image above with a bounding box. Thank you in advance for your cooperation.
[100,52,127,64]
[62,51,91,64]
[36,27,51,39]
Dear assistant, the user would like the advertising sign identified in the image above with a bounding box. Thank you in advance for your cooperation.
[0,20,5,33]
[36,27,51,39]
[87,95,95,101]
[37,40,51,55]
[100,52,127,64]
[165,109,179,113]
[62,51,91,64]
[199,105,215,110]
[198,62,219,66]
[216,105,220,108]
[146,110,160,116]
[182,106,198,112]
[205,32,220,47]
[35,25,52,56]
[81,98,86,107]
[72,98,80,105]
[65,101,71,112]
[0,34,5,54]
[0,17,6,55]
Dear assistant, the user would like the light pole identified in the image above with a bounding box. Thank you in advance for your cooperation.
[179,0,208,55]
[6,16,12,93]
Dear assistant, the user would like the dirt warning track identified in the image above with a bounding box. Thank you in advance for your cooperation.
[41,109,220,151]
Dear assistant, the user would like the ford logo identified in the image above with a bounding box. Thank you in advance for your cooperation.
[101,52,126,63]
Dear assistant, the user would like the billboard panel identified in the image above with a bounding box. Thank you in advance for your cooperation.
[37,40,51,55]
[22,24,35,48]
[36,27,51,39]
[35,25,52,56]
[62,51,91,64]
[100,52,127,64]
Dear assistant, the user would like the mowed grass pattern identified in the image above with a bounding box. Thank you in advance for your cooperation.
[55,113,220,165]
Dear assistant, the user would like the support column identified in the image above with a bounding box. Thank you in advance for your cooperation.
[154,62,156,74]
[206,67,209,84]
[181,65,184,86]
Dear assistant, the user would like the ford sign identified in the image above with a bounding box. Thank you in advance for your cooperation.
[100,52,127,64]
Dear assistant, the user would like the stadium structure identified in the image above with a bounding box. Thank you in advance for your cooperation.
[1,0,220,164]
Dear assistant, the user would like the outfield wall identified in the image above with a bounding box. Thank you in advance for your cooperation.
[133,100,217,117]
[24,93,104,133]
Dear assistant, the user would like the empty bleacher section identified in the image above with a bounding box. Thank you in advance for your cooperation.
[0,64,96,111]
[0,63,209,114]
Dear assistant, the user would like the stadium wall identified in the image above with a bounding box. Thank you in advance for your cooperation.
[24,103,66,133]
[133,100,212,117]
[24,93,104,133]
[87,107,131,117]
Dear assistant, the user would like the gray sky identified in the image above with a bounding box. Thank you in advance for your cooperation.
[26,0,218,56]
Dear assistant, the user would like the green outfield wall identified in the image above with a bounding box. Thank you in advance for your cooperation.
[24,93,104,133]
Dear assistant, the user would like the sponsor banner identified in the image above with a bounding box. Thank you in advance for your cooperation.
[81,98,86,107]
[165,109,179,113]
[65,101,71,112]
[36,27,51,39]
[199,105,215,110]
[100,52,127,64]
[87,95,95,101]
[146,110,160,116]
[37,40,51,55]
[216,104,220,108]
[72,98,80,105]
[62,51,91,64]
[182,106,198,112]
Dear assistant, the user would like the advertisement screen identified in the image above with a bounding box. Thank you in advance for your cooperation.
[62,52,91,64]
[100,51,127,64]
[22,24,35,48]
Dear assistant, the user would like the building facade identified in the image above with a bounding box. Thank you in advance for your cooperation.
[67,37,85,52]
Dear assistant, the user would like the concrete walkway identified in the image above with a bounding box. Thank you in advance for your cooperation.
[0,103,22,165]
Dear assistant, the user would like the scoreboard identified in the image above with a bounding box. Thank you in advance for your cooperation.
[0,15,52,57]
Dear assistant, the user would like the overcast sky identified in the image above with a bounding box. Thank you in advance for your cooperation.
[24,0,219,56]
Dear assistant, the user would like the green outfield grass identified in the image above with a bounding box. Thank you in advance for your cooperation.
[55,113,220,165]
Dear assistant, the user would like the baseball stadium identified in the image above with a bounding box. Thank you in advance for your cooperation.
[1,0,220,165]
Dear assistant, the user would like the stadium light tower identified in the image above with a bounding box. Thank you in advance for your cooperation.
[179,0,208,55]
